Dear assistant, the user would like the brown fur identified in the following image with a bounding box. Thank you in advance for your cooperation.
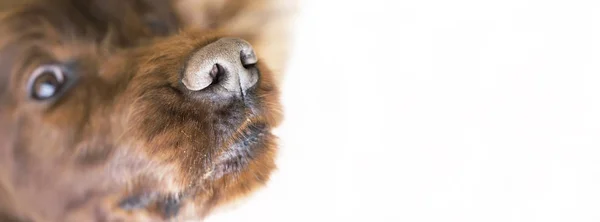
[0,0,292,221]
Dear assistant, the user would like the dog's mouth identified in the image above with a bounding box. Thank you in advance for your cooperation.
[209,121,269,179]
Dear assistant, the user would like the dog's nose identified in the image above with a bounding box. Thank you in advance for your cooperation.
[182,38,259,96]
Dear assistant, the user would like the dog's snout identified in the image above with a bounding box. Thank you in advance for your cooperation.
[182,38,259,96]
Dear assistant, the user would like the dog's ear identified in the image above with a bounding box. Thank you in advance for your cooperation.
[173,0,298,84]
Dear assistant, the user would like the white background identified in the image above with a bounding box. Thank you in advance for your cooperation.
[208,0,600,221]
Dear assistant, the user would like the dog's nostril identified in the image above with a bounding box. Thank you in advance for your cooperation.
[240,48,258,67]
[182,38,259,95]
[209,64,224,84]
[209,64,219,79]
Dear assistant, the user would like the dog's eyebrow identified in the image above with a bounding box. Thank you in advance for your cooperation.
[0,40,55,96]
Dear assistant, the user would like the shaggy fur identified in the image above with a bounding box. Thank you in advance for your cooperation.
[0,0,292,221]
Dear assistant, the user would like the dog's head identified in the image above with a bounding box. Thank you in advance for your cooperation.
[0,1,281,221]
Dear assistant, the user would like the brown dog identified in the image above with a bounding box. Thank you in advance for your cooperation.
[0,0,291,221]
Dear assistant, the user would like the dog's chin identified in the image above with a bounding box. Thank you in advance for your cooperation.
[210,122,269,179]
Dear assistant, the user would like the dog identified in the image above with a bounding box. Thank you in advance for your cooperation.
[0,0,293,221]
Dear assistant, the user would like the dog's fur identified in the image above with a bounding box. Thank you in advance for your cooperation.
[0,0,293,221]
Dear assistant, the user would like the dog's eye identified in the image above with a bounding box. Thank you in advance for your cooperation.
[28,65,66,100]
